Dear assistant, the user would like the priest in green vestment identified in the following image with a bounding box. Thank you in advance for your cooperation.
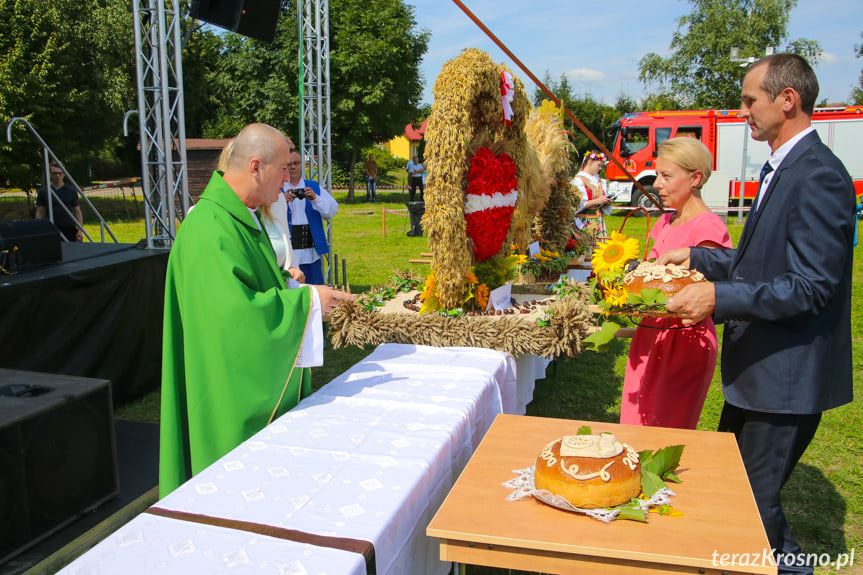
[159,124,352,497]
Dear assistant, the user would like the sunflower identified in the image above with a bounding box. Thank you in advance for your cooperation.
[591,231,640,275]
[419,273,436,301]
[476,284,491,310]
[603,284,630,307]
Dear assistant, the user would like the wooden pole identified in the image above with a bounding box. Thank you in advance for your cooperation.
[450,0,664,212]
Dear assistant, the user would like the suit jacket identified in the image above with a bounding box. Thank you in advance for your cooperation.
[691,130,854,414]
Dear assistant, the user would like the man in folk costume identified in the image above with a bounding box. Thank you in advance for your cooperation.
[283,148,339,285]
[571,151,612,237]
[160,123,353,497]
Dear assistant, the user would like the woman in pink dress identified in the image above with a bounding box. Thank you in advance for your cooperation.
[620,137,732,429]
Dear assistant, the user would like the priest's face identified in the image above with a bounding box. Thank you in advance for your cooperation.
[259,139,292,205]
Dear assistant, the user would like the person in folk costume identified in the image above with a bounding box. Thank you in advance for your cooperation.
[571,151,612,237]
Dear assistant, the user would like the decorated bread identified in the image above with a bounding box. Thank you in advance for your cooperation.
[622,261,706,296]
[534,433,641,509]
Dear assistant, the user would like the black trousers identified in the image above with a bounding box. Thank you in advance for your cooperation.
[718,402,821,575]
[408,177,424,202]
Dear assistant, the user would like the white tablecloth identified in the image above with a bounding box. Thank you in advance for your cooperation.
[58,512,367,575]
[60,344,539,575]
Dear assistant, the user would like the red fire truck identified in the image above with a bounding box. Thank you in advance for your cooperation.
[605,106,863,210]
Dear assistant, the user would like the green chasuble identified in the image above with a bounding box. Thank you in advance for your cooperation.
[159,172,312,497]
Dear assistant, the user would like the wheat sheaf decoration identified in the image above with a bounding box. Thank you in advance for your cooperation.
[526,102,579,254]
[423,48,544,310]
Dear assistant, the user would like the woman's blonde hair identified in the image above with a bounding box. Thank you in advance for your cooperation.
[217,138,235,172]
[657,137,713,189]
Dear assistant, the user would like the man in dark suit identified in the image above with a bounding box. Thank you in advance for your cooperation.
[659,53,854,574]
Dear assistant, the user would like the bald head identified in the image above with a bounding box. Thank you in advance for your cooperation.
[223,123,292,209]
[227,123,290,171]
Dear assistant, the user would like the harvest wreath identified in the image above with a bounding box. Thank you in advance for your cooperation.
[327,273,595,359]
[328,50,596,358]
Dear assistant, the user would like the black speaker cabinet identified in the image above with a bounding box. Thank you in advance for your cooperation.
[0,219,62,271]
[0,370,119,564]
[190,0,242,30]
[191,0,280,43]
[235,0,281,43]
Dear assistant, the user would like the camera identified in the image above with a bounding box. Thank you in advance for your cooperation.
[293,187,307,200]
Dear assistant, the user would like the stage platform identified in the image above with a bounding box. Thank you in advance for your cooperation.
[0,241,169,405]
[0,419,159,575]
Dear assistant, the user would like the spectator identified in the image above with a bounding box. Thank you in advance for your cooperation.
[405,155,425,202]
[35,162,83,241]
[363,153,378,202]
[571,151,611,236]
[283,149,339,285]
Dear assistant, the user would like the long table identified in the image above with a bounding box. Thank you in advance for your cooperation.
[59,344,529,575]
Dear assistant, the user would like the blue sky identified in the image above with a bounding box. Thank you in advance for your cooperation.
[407,0,862,108]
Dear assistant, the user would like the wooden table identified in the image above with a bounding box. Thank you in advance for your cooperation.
[427,414,776,575]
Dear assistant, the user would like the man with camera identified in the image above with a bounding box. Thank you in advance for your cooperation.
[283,148,338,284]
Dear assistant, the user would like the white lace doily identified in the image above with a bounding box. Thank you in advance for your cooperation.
[504,466,676,523]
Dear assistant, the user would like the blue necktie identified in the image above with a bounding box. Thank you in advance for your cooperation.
[759,162,774,185]
[754,162,774,211]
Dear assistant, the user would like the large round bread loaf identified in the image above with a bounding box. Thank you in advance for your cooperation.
[622,261,706,296]
[534,433,641,509]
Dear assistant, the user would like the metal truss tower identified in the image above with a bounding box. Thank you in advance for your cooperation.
[132,0,190,248]
[298,0,333,283]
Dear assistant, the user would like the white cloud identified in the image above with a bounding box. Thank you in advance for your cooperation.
[565,68,607,82]
[820,51,841,65]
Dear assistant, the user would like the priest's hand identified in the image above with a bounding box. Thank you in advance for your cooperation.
[666,282,715,326]
[657,247,691,269]
[314,285,355,313]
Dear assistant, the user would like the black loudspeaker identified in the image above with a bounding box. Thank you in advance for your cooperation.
[191,0,280,43]
[0,219,62,271]
[235,0,281,43]
[0,370,119,564]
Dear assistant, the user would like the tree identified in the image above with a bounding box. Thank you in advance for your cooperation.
[533,73,623,158]
[638,0,821,110]
[329,0,429,200]
[0,0,135,190]
[852,31,863,106]
[204,0,429,201]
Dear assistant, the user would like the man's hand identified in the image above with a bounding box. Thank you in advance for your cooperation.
[75,228,84,242]
[657,247,691,268]
[666,282,715,325]
[314,285,355,314]
[287,188,316,202]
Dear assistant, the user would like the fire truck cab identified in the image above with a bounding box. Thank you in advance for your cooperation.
[605,107,863,210]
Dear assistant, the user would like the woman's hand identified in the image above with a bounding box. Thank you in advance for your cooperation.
[288,267,305,283]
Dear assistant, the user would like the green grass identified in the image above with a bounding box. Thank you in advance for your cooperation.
[5,191,860,574]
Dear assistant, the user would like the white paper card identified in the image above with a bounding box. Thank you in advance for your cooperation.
[567,269,591,283]
[528,241,541,258]
[489,282,512,311]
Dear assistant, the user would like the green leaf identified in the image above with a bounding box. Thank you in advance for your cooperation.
[641,469,667,498]
[643,445,685,478]
[582,321,619,352]
[638,288,668,306]
[663,471,682,484]
[614,502,648,522]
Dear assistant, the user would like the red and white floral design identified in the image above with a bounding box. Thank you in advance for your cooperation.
[464,147,519,261]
